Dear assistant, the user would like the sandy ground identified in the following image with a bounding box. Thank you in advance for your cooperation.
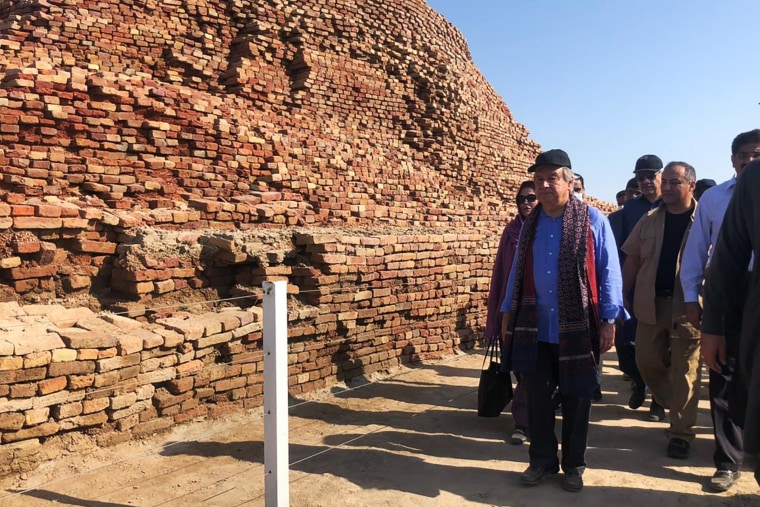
[1,350,759,507]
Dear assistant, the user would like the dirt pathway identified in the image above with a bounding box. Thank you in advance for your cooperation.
[1,350,759,506]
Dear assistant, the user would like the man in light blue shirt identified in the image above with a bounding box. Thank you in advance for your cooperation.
[680,128,760,492]
[499,149,625,493]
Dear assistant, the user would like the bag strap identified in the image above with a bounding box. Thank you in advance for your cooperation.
[482,338,501,369]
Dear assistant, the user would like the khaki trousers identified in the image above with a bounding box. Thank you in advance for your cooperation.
[635,296,701,441]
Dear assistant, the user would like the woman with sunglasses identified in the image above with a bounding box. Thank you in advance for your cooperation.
[485,180,536,445]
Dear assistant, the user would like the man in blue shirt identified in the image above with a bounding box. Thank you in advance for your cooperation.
[500,149,625,493]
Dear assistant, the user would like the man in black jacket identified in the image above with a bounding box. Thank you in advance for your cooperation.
[702,158,760,486]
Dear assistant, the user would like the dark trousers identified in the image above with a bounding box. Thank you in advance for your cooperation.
[615,316,645,390]
[710,305,745,472]
[710,365,744,471]
[522,342,591,472]
[511,373,528,431]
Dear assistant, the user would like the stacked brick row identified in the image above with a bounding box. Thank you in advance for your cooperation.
[0,301,267,475]
[0,228,492,473]
[0,0,549,230]
[0,197,119,298]
[110,227,494,357]
[285,230,492,393]
[106,226,294,305]
[0,192,513,310]
[0,195,328,302]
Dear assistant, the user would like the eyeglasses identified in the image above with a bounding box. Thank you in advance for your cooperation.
[635,171,660,182]
[734,150,760,161]
[516,194,537,205]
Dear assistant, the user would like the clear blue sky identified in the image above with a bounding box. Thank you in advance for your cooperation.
[426,0,760,202]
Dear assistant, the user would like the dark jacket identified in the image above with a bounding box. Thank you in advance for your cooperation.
[618,195,661,264]
[703,160,760,453]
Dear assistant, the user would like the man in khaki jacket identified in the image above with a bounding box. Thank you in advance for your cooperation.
[621,161,700,460]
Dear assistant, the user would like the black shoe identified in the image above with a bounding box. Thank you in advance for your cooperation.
[520,464,559,486]
[561,468,584,493]
[710,470,740,492]
[510,428,528,445]
[628,386,646,409]
[666,438,690,459]
[648,401,666,422]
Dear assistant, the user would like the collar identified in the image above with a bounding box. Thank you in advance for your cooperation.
[656,197,698,216]
[727,175,737,192]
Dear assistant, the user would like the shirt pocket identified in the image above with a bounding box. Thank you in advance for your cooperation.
[639,232,657,261]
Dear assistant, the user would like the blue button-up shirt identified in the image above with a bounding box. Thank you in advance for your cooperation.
[680,176,753,303]
[500,206,625,344]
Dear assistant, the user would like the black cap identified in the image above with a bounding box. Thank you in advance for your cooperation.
[696,178,716,188]
[695,178,717,199]
[633,154,663,173]
[527,149,572,173]
[625,177,638,190]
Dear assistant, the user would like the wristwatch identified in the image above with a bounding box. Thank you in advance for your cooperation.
[601,318,616,324]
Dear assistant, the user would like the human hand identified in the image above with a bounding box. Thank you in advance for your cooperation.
[599,321,615,353]
[684,302,702,329]
[500,312,511,344]
[701,333,726,373]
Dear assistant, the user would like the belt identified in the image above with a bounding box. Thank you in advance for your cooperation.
[656,289,673,298]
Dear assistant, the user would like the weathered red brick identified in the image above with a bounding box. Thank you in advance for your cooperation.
[12,216,62,229]
[38,376,67,395]
[5,264,57,280]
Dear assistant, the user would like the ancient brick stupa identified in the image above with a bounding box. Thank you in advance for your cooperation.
[0,0,551,473]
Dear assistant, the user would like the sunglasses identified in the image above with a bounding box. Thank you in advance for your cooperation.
[516,194,537,205]
[635,171,660,182]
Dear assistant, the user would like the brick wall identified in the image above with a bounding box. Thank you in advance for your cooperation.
[0,0,555,305]
[0,0,541,226]
[0,229,492,474]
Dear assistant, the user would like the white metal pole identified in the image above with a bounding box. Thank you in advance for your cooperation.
[263,280,289,507]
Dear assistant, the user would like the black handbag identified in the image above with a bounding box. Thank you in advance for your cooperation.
[477,338,513,417]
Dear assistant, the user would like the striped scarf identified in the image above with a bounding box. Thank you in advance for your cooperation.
[507,197,600,397]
